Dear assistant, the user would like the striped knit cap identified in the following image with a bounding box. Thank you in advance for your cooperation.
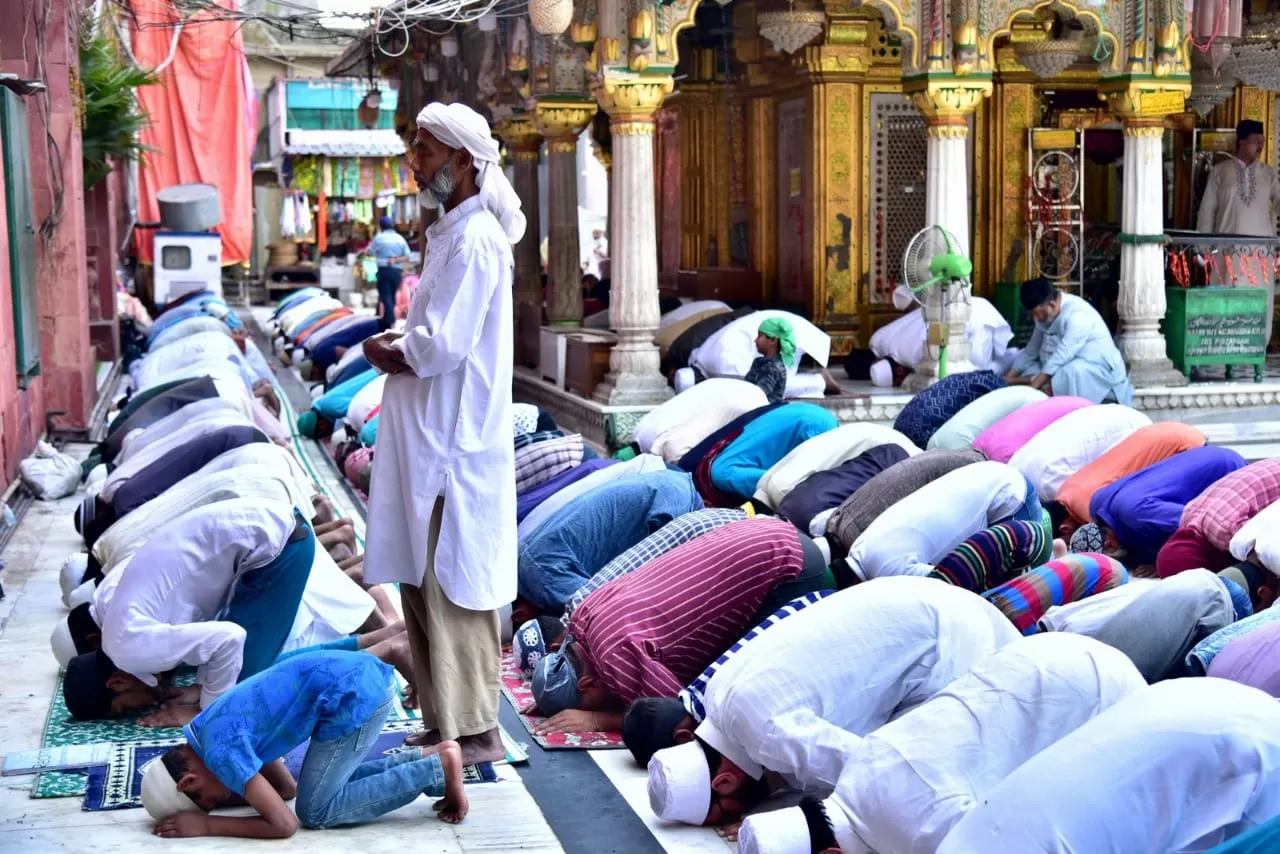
[929,521,1051,593]
[983,553,1129,635]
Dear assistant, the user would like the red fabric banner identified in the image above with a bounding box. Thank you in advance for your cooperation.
[130,0,254,265]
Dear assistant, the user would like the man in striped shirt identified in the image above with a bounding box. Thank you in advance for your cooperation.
[529,517,828,736]
[1157,458,1280,578]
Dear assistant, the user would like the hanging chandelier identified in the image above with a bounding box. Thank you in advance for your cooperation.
[1227,13,1280,92]
[528,0,573,36]
[1014,37,1080,78]
[757,2,826,54]
[1186,64,1237,117]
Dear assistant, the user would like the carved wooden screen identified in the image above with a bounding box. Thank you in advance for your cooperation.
[868,94,927,305]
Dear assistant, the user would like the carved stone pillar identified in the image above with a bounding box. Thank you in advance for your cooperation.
[590,76,674,405]
[1105,83,1190,387]
[534,99,597,326]
[494,116,543,313]
[903,78,991,390]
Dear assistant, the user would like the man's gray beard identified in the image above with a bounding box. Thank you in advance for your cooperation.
[417,161,456,210]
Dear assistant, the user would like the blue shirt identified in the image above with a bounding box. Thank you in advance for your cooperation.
[185,650,393,795]
[370,229,411,266]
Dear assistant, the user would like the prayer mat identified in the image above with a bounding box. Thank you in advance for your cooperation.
[81,720,499,812]
[500,650,625,750]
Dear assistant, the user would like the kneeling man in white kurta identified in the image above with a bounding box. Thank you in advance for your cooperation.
[362,101,526,764]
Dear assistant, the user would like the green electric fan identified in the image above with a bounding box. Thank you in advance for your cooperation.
[901,224,973,380]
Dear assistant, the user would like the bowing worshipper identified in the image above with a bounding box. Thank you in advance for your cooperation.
[1187,595,1280,676]
[514,469,704,617]
[736,633,1145,854]
[1206,577,1280,697]
[981,553,1128,635]
[99,377,226,466]
[560,507,747,620]
[927,519,1050,593]
[742,317,797,403]
[297,315,382,381]
[970,393,1094,462]
[148,316,234,353]
[823,448,985,559]
[709,403,838,504]
[62,499,316,725]
[1229,501,1280,599]
[925,384,1045,451]
[1054,421,1207,534]
[132,329,267,392]
[1007,403,1151,503]
[868,286,1016,380]
[631,378,768,464]
[111,395,265,469]
[343,372,388,437]
[662,306,754,379]
[529,517,830,735]
[80,422,271,547]
[753,423,920,511]
[360,102,526,764]
[326,345,371,389]
[777,445,911,537]
[516,459,615,522]
[1088,568,1239,681]
[140,649,469,840]
[518,453,669,539]
[1158,458,1280,578]
[296,368,379,440]
[677,401,785,477]
[936,678,1280,854]
[1072,445,1248,569]
[644,578,1019,829]
[1033,577,1159,634]
[514,433,586,495]
[688,310,840,399]
[1006,276,1134,405]
[845,460,1040,583]
[621,592,835,768]
[891,370,1006,450]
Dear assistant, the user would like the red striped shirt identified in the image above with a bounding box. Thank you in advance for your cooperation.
[1181,459,1280,550]
[569,516,804,705]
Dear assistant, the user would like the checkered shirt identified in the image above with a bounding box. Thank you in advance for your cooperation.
[1181,458,1280,550]
[515,434,584,494]
[563,508,747,619]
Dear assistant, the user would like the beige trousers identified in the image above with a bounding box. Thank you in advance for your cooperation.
[399,497,501,739]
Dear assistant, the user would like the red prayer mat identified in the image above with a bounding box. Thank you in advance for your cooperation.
[500,650,626,750]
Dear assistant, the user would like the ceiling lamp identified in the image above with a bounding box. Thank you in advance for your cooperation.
[1227,13,1280,92]
[528,0,573,36]
[1186,61,1237,117]
[1014,37,1080,78]
[440,33,459,57]
[1192,0,1242,73]
[757,2,826,54]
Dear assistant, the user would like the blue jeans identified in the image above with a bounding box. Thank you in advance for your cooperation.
[376,267,401,330]
[1010,475,1044,526]
[223,512,316,680]
[294,690,448,828]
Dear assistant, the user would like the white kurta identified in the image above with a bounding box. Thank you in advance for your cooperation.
[936,678,1280,854]
[696,577,1019,790]
[752,423,921,508]
[1007,404,1151,502]
[822,633,1145,854]
[116,396,249,466]
[870,294,1015,373]
[100,410,260,503]
[846,460,1027,581]
[633,377,767,458]
[1229,499,1280,572]
[132,331,246,391]
[364,196,517,609]
[1197,157,1280,238]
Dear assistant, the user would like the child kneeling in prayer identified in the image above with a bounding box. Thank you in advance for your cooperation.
[141,648,468,839]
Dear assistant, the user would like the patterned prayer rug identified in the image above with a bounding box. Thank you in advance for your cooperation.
[82,720,498,811]
[500,650,625,750]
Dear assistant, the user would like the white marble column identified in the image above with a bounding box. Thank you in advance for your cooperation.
[592,78,673,405]
[1116,122,1186,387]
[904,121,975,391]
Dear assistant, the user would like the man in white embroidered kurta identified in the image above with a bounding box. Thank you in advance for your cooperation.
[736,633,1146,854]
[362,101,526,763]
[645,578,1020,827]
[1197,119,1280,342]
[936,678,1280,853]
[845,460,1032,581]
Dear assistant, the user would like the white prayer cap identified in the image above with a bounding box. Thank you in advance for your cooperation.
[140,757,202,821]
[674,367,696,394]
[815,536,832,566]
[51,618,77,668]
[869,358,893,387]
[67,579,97,610]
[60,552,89,605]
[647,742,711,825]
[84,463,108,491]
[737,806,810,854]
[892,284,914,311]
[415,102,527,244]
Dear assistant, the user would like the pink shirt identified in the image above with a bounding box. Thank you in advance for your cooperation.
[569,517,803,704]
[1179,458,1280,551]
[1207,619,1280,697]
[971,396,1094,463]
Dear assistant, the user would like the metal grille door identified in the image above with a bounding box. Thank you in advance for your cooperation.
[1027,128,1084,295]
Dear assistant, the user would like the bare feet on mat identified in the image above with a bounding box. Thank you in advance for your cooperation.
[337,551,364,570]
[433,741,469,824]
[458,728,505,764]
[405,729,444,748]
[311,494,336,525]
[328,542,355,563]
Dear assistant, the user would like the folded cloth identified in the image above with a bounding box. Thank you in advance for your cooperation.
[929,520,1051,593]
[983,553,1128,635]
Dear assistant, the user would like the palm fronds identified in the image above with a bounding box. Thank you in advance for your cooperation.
[79,16,158,189]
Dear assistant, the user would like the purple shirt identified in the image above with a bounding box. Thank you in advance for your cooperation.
[516,459,614,521]
[1207,618,1280,697]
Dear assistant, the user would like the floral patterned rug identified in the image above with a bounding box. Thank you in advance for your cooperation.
[500,650,625,750]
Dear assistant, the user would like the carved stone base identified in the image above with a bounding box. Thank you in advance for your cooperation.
[1126,357,1190,389]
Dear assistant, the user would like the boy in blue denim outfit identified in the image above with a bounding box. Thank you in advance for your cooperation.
[141,648,468,839]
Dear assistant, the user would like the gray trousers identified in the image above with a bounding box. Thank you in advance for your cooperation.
[1091,570,1233,682]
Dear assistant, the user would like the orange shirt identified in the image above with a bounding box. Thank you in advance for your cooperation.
[1057,422,1207,523]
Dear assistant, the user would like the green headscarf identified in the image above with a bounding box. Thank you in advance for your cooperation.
[297,409,318,438]
[758,317,797,367]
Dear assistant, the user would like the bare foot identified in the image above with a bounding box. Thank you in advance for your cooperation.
[368,586,398,626]
[403,687,419,709]
[328,542,355,563]
[368,634,417,700]
[311,495,336,526]
[433,741,469,824]
[405,729,443,748]
[458,728,505,765]
[337,551,364,570]
[345,563,366,585]
[314,517,354,536]
[1052,538,1068,559]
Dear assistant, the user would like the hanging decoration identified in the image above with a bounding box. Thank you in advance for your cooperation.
[1227,13,1280,91]
[529,0,574,36]
[757,0,826,54]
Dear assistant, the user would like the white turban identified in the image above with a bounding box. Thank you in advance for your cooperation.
[415,102,527,244]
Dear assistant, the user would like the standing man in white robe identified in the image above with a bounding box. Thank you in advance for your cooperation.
[1197,119,1280,344]
[362,102,526,764]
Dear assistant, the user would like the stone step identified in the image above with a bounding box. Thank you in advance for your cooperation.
[1200,421,1280,448]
